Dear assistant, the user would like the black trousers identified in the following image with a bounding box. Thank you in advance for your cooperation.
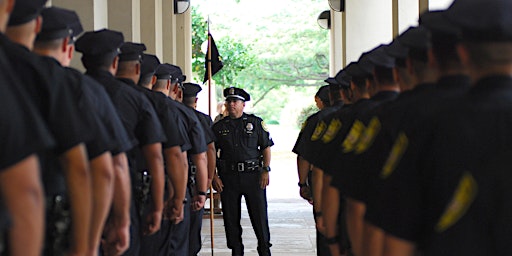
[169,187,192,255]
[188,205,204,255]
[220,171,271,256]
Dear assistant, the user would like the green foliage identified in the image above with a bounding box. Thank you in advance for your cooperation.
[191,0,329,123]
[191,8,255,98]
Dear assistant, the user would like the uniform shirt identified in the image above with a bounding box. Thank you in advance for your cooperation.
[376,76,512,254]
[119,78,185,150]
[192,109,215,145]
[169,100,207,155]
[1,34,92,196]
[364,75,469,224]
[344,83,437,203]
[0,47,53,170]
[86,69,166,171]
[67,68,134,156]
[61,65,116,159]
[298,102,345,163]
[324,91,398,191]
[213,113,274,163]
[303,104,352,168]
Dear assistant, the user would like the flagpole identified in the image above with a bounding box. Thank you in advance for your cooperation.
[206,17,215,256]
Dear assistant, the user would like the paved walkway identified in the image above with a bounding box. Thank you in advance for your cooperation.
[199,198,316,256]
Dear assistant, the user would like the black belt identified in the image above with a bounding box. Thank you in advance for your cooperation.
[226,159,260,173]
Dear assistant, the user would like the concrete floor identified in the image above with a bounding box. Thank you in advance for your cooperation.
[199,198,317,256]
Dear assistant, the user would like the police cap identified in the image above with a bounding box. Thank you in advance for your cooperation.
[420,10,460,39]
[397,26,430,50]
[223,87,250,102]
[8,0,47,26]
[140,54,161,77]
[368,44,396,68]
[155,63,186,83]
[444,0,512,42]
[182,83,203,97]
[384,39,409,60]
[75,29,124,57]
[334,69,351,89]
[119,42,146,62]
[345,61,370,78]
[37,7,83,42]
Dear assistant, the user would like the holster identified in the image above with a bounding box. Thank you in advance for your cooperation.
[132,170,152,217]
[45,194,71,255]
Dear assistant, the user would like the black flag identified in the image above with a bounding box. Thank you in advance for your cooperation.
[203,33,224,83]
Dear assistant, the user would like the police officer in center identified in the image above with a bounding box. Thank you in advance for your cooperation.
[212,87,274,256]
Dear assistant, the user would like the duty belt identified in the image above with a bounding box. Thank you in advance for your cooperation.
[227,159,260,172]
[188,164,197,185]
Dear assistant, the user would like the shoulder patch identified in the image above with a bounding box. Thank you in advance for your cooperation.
[342,120,365,153]
[261,121,269,132]
[355,116,381,155]
[321,118,342,143]
[311,121,327,141]
[435,172,478,233]
[301,120,307,131]
[380,132,408,179]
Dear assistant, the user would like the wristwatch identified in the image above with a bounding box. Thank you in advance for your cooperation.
[298,182,307,188]
[262,166,271,172]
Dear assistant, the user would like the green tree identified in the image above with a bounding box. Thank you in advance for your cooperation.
[191,7,255,99]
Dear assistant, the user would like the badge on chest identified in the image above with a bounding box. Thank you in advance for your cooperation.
[245,122,254,134]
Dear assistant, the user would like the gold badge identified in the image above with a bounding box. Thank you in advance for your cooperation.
[321,118,342,143]
[229,87,235,95]
[435,172,478,233]
[311,121,327,141]
[342,120,365,153]
[355,116,381,155]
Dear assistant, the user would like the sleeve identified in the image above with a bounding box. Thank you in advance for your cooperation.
[159,99,185,149]
[135,95,167,146]
[0,72,54,170]
[46,63,93,155]
[257,116,274,149]
[186,108,207,154]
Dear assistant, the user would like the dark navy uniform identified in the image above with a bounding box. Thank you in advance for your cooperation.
[182,82,216,256]
[0,42,54,254]
[213,88,274,255]
[374,1,512,254]
[76,30,166,256]
[1,17,96,252]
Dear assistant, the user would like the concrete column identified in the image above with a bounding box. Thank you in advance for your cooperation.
[108,0,141,42]
[393,0,420,37]
[52,0,107,31]
[161,0,177,64]
[345,0,393,63]
[174,10,192,82]
[51,0,108,70]
[419,0,429,14]
[330,11,345,74]
[140,0,163,59]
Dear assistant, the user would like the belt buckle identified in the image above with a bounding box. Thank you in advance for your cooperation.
[237,162,245,172]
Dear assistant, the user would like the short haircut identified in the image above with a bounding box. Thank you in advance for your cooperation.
[463,41,512,69]
[374,65,395,85]
[34,38,64,50]
[82,52,117,71]
[138,73,154,87]
[182,96,196,107]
